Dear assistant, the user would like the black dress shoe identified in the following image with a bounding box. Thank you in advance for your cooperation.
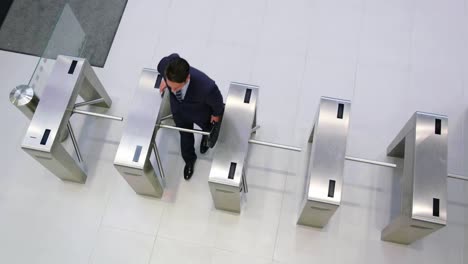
[200,136,209,154]
[184,160,196,180]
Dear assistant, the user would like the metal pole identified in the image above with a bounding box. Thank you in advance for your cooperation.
[67,122,83,163]
[345,156,397,168]
[345,156,468,181]
[242,170,248,193]
[160,114,173,122]
[447,173,468,182]
[157,124,210,136]
[248,139,302,152]
[251,126,261,133]
[72,109,123,121]
[152,142,166,179]
[74,98,105,108]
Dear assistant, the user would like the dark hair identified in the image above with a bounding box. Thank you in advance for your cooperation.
[165,57,190,83]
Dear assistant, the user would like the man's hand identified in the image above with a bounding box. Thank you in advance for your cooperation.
[211,115,220,123]
[159,79,167,94]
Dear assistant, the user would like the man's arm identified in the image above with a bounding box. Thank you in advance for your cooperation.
[206,85,224,121]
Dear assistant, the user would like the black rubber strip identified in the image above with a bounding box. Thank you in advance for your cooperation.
[244,89,252,104]
[328,180,336,198]
[68,60,78,74]
[155,74,162,89]
[435,119,441,135]
[433,198,440,217]
[40,129,51,145]
[228,162,237,179]
[337,103,344,119]
[133,145,142,162]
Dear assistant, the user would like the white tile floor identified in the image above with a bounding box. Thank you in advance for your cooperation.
[1,0,468,263]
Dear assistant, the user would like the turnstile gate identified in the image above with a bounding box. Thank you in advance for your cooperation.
[114,68,225,197]
[14,55,119,183]
[297,97,351,227]
[114,69,169,197]
[207,82,301,213]
[381,112,448,244]
[208,82,259,213]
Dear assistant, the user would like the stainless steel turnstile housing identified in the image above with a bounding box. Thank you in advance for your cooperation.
[21,55,112,183]
[208,82,259,213]
[114,69,170,197]
[297,97,351,227]
[381,112,448,244]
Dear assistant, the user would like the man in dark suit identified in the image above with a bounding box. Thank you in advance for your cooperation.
[158,53,224,180]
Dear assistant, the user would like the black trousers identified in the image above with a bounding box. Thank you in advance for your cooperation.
[174,117,211,164]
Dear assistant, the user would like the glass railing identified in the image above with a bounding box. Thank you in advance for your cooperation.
[27,3,90,96]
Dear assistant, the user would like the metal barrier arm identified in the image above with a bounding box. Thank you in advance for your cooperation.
[344,155,468,181]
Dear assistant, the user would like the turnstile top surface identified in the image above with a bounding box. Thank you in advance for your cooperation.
[208,82,258,187]
[382,111,448,244]
[21,56,85,152]
[306,97,350,204]
[387,111,448,224]
[387,111,448,158]
[413,112,448,224]
[114,68,167,169]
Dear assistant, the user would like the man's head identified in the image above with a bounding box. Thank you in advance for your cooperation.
[165,57,190,93]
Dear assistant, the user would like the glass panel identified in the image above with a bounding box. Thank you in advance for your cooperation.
[28,3,88,96]
[42,4,87,60]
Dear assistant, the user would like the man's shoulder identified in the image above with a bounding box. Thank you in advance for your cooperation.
[189,67,216,91]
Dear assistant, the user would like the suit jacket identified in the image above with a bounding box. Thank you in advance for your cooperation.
[157,53,224,125]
